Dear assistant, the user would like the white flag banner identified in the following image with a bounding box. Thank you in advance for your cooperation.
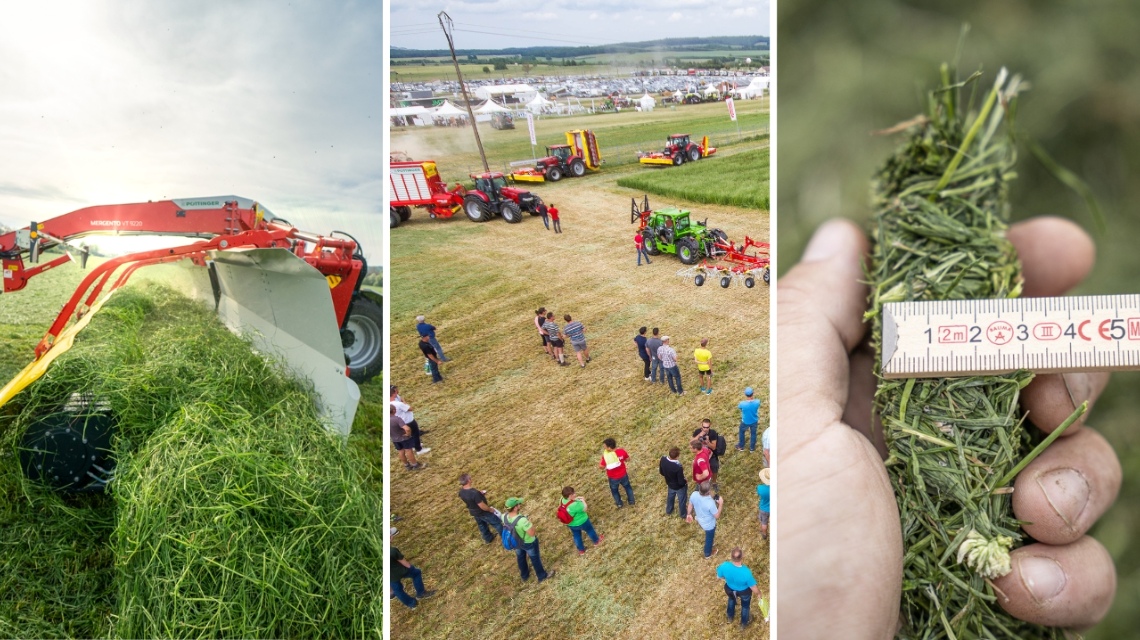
[526,112,536,145]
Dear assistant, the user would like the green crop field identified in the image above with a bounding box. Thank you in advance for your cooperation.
[617,145,770,210]
[392,98,768,176]
[389,97,770,638]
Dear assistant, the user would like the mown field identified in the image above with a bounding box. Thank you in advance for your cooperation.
[392,98,768,177]
[389,108,770,637]
[0,261,386,637]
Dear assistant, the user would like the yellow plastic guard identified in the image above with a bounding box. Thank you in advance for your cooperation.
[0,294,113,410]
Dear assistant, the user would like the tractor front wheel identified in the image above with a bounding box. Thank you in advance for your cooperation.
[500,200,523,223]
[677,238,700,265]
[547,166,564,182]
[672,153,684,166]
[343,295,383,383]
[464,195,493,222]
[688,146,701,162]
[643,230,661,256]
[569,159,586,177]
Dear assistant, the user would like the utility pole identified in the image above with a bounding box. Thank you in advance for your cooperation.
[438,11,489,173]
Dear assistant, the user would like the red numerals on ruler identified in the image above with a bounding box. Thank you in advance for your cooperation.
[926,318,1140,344]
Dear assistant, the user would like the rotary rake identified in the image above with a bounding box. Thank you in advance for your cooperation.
[677,235,770,289]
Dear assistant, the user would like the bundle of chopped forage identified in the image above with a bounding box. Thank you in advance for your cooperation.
[866,66,1084,638]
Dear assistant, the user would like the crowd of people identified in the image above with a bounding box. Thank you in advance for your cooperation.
[391,310,772,630]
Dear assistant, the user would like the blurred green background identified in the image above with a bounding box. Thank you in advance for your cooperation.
[777,1,1140,637]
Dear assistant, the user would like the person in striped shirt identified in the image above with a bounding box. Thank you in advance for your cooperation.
[563,314,591,367]
[657,336,683,395]
[543,312,568,366]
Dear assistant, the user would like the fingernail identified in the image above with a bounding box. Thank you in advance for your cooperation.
[1036,467,1089,530]
[1018,556,1067,603]
[1062,373,1093,416]
[801,220,850,263]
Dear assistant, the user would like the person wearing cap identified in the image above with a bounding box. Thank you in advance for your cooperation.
[390,385,430,456]
[458,473,502,543]
[757,468,772,540]
[694,338,713,394]
[716,547,761,628]
[502,497,554,582]
[560,486,604,555]
[737,386,762,453]
[416,315,450,362]
[390,536,436,609]
[657,335,683,395]
[687,480,723,558]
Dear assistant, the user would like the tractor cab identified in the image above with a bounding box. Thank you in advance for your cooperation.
[471,172,509,197]
[666,134,692,151]
[547,144,572,162]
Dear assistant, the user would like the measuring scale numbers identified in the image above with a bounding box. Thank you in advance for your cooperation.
[882,295,1140,378]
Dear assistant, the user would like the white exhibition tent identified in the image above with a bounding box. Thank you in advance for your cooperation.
[473,83,538,103]
[703,84,721,96]
[737,76,770,99]
[390,105,431,126]
[526,93,554,113]
[639,92,657,112]
[434,101,467,116]
[474,99,511,114]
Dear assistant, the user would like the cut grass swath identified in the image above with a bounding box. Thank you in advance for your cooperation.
[1,284,382,638]
[615,145,770,210]
[867,65,1072,638]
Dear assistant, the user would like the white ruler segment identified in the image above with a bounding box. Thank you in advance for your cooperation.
[882,295,1140,378]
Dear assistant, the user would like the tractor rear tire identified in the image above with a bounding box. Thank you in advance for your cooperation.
[344,295,383,383]
[744,276,755,288]
[677,238,700,265]
[390,209,401,228]
[694,274,705,287]
[464,195,493,222]
[643,230,661,256]
[688,146,701,162]
[672,153,684,166]
[500,200,523,223]
[397,206,412,221]
[547,166,564,182]
[720,276,732,288]
[570,159,586,177]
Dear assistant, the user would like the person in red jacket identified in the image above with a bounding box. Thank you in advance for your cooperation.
[549,203,562,234]
[635,230,652,265]
[599,437,635,508]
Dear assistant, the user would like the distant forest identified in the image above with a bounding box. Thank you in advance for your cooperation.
[391,36,769,59]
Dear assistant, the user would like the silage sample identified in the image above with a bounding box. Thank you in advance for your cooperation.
[7,284,383,638]
[866,67,1065,639]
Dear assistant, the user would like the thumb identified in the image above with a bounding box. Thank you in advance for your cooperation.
[777,219,870,452]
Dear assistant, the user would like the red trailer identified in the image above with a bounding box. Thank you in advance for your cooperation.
[389,160,465,227]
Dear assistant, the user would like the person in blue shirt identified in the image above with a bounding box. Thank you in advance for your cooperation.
[415,314,451,362]
[757,468,771,540]
[716,547,762,628]
[737,386,763,452]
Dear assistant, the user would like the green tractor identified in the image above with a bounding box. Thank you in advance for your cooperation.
[631,196,728,265]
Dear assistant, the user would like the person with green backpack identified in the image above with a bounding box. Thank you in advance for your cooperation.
[559,487,604,555]
[501,497,554,583]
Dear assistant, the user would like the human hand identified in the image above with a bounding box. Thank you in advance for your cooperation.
[777,218,1119,637]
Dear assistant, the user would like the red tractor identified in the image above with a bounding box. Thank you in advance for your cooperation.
[510,130,602,183]
[638,134,717,166]
[389,160,466,228]
[463,172,542,223]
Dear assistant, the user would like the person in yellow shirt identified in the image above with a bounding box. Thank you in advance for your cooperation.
[694,338,713,395]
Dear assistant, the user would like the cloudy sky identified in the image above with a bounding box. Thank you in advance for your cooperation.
[390,0,769,50]
[0,1,383,261]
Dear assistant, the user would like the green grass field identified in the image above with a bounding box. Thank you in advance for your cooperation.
[389,101,770,638]
[617,145,770,210]
[392,98,768,176]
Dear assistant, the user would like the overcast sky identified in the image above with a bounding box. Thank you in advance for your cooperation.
[390,0,769,51]
[0,1,383,261]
